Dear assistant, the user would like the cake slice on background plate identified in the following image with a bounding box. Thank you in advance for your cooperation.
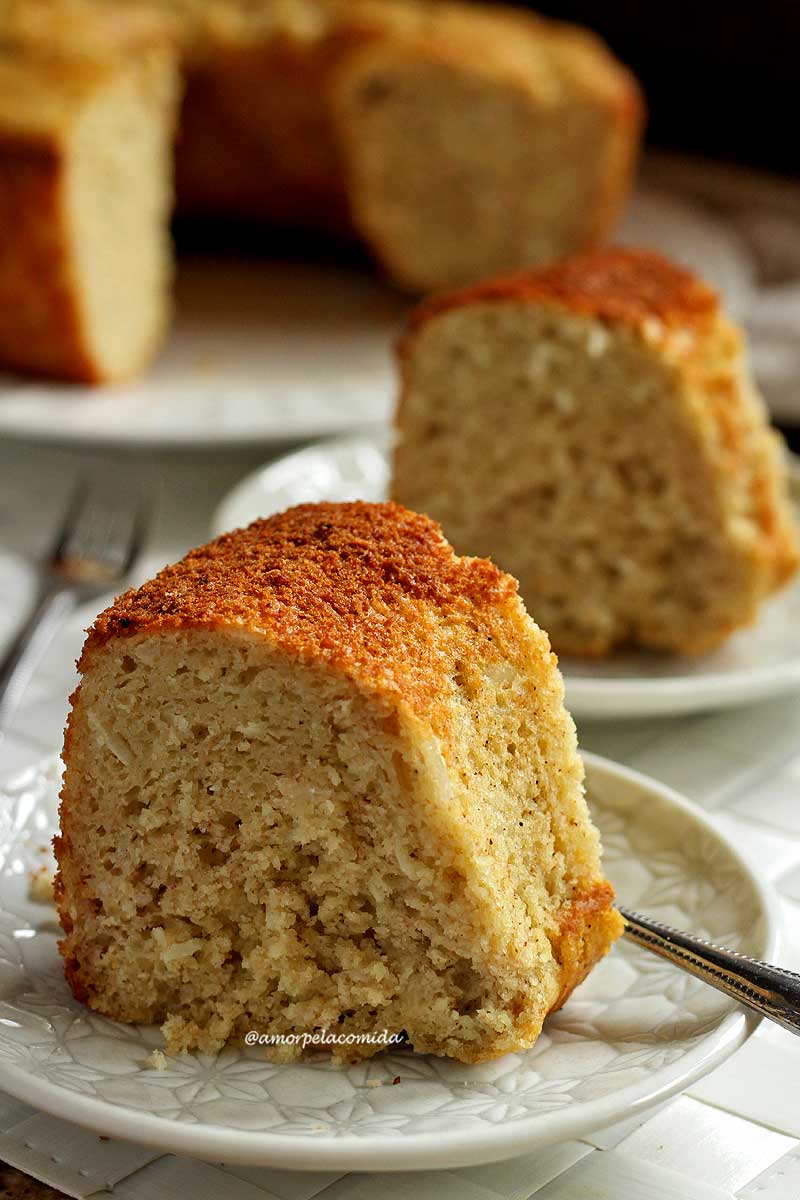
[55,501,621,1064]
[0,6,180,381]
[328,0,643,291]
[393,247,800,657]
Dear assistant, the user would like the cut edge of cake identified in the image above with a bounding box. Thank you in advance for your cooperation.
[55,500,621,1063]
[392,247,800,656]
[0,40,181,382]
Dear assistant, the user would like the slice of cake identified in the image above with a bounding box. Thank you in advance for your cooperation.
[55,501,621,1063]
[0,14,179,382]
[393,248,800,657]
[331,0,643,291]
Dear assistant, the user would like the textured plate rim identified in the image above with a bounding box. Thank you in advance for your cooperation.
[0,752,779,1171]
[211,430,800,721]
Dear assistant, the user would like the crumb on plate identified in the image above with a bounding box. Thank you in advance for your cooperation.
[28,868,55,905]
[145,1049,167,1071]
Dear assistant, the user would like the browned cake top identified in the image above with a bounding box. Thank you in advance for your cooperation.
[0,0,180,56]
[407,247,719,334]
[84,501,520,718]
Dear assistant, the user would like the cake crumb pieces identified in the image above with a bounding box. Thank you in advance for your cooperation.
[366,1079,383,1089]
[28,868,55,905]
[145,1049,168,1071]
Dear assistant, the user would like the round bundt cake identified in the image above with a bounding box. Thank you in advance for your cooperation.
[0,0,642,382]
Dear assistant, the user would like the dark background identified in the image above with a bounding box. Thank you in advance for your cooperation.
[501,1,800,175]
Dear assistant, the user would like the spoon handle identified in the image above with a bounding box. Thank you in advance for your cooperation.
[618,905,800,1036]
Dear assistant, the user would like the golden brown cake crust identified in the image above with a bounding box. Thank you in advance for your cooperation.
[0,0,180,60]
[0,54,115,380]
[406,247,720,337]
[0,133,96,381]
[83,501,517,722]
[551,881,621,1012]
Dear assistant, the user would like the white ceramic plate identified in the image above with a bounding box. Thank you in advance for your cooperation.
[212,431,800,721]
[0,259,405,450]
[0,188,754,450]
[0,753,777,1170]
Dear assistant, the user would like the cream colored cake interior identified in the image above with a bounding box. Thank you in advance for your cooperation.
[67,49,178,380]
[335,52,614,292]
[58,620,604,1062]
[394,302,785,655]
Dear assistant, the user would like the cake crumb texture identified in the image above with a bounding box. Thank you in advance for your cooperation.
[393,248,800,656]
[56,501,621,1063]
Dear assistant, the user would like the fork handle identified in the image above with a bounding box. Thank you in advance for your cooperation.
[618,905,800,1036]
[0,584,76,734]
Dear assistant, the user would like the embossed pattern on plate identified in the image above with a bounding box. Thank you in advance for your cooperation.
[0,754,777,1170]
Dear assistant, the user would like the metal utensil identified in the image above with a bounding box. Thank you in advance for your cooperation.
[0,481,148,733]
[619,905,800,1035]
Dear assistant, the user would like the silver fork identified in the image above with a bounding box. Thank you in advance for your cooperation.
[0,481,148,734]
[619,905,800,1035]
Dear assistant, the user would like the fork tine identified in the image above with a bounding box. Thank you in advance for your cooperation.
[49,481,150,586]
[123,491,151,575]
[0,483,151,731]
[48,477,89,563]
